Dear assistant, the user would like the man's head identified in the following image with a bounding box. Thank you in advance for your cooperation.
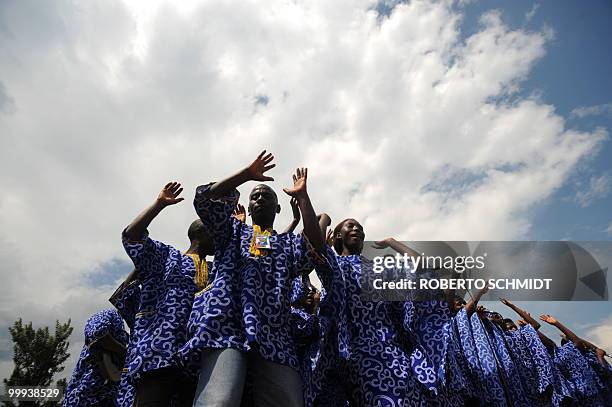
[248,184,280,228]
[502,318,517,331]
[188,219,213,252]
[449,295,466,314]
[333,218,365,255]
[487,311,503,323]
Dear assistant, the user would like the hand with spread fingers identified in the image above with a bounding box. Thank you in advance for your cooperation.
[283,168,309,199]
[157,182,185,207]
[539,314,558,325]
[247,150,276,182]
[233,203,247,223]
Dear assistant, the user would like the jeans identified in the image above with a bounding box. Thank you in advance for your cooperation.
[193,348,304,407]
[135,367,196,407]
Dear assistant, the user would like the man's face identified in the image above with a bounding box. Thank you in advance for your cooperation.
[248,185,278,219]
[340,219,365,252]
[504,320,517,331]
[488,312,503,322]
[450,297,466,314]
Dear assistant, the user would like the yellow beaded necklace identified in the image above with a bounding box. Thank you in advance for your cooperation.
[249,224,273,256]
[185,253,209,290]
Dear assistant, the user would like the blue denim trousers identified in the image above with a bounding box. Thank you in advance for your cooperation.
[193,348,304,407]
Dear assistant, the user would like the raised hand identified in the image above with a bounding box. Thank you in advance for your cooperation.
[539,314,558,325]
[233,203,246,223]
[372,238,394,249]
[157,182,184,206]
[290,197,301,221]
[246,150,275,182]
[326,229,334,247]
[283,168,308,199]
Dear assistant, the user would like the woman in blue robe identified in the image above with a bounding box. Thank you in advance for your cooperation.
[314,218,440,406]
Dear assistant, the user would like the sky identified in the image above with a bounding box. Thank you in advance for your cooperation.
[0,0,611,382]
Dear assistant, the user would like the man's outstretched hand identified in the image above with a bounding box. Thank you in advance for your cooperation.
[283,168,308,199]
[246,150,275,182]
[157,182,184,206]
[372,238,395,249]
[539,314,558,325]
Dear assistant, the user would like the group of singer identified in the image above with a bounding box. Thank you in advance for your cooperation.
[63,151,612,407]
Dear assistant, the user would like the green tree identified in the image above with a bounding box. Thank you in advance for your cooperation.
[2,319,72,407]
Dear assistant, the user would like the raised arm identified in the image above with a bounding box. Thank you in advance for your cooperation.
[373,238,420,257]
[204,150,275,200]
[539,314,588,349]
[536,330,558,351]
[317,213,331,242]
[124,182,184,241]
[500,298,541,330]
[283,168,324,252]
[372,238,432,271]
[465,286,489,317]
[283,198,301,234]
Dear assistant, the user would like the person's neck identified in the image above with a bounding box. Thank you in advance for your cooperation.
[185,241,211,257]
[252,217,274,231]
[341,247,361,256]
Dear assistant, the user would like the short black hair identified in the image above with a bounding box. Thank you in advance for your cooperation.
[250,184,278,203]
[332,219,350,254]
[188,219,206,241]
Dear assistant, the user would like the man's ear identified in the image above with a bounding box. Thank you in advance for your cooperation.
[276,204,281,214]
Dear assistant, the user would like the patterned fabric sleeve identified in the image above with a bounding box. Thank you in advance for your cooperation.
[312,245,337,291]
[287,232,316,278]
[109,280,140,330]
[193,183,240,250]
[289,308,319,342]
[121,229,172,280]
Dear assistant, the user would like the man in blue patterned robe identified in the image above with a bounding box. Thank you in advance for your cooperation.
[181,151,324,407]
[121,181,214,406]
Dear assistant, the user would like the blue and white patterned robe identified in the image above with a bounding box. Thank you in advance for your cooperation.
[121,230,209,381]
[110,280,141,407]
[63,309,128,407]
[179,184,314,372]
[314,251,441,407]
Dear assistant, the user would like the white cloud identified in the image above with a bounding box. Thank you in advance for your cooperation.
[585,315,612,352]
[0,0,607,380]
[574,174,611,207]
[571,103,612,119]
[525,3,539,24]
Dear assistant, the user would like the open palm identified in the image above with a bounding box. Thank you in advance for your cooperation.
[539,314,558,325]
[283,167,308,198]
[157,182,184,206]
[247,150,275,182]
